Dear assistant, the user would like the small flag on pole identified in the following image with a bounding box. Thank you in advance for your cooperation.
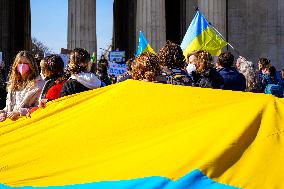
[136,31,156,57]
[181,10,227,59]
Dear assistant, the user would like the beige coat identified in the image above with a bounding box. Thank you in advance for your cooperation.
[2,76,44,116]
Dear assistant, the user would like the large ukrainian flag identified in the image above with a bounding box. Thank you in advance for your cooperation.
[181,10,227,58]
[1,80,284,189]
[136,31,156,57]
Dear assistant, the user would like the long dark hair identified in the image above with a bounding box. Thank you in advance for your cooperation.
[66,48,91,75]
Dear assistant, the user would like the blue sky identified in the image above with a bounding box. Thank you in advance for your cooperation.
[31,0,113,56]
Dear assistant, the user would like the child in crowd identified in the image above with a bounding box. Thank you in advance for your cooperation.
[60,48,102,97]
[131,52,161,82]
[39,54,66,101]
[0,51,44,122]
[28,55,66,114]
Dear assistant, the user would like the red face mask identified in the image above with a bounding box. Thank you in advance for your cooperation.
[17,64,30,76]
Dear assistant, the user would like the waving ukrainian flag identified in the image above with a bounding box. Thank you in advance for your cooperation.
[181,10,227,58]
[136,31,156,57]
[1,80,284,189]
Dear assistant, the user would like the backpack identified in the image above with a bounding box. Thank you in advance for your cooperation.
[265,84,283,98]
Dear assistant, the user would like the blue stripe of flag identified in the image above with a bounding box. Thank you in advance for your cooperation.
[136,31,149,56]
[180,11,210,51]
[0,170,240,189]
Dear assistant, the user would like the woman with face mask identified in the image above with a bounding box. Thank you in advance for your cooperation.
[0,51,44,122]
[188,50,224,89]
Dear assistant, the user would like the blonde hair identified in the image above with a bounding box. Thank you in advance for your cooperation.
[8,51,39,92]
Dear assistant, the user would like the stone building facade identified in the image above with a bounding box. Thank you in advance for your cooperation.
[67,0,97,55]
[113,0,284,69]
[0,0,283,70]
[0,0,31,77]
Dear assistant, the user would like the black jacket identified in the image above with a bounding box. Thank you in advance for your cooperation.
[60,79,90,97]
[60,72,102,97]
[218,67,246,91]
[192,68,224,89]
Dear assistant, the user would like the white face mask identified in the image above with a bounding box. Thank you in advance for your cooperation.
[186,63,196,74]
[40,72,46,80]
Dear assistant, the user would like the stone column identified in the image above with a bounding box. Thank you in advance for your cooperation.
[136,0,166,52]
[113,0,137,58]
[68,0,97,54]
[228,0,284,69]
[0,0,31,78]
[198,0,227,38]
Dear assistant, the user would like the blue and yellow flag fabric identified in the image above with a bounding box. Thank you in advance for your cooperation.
[181,10,227,58]
[1,80,284,189]
[136,31,156,57]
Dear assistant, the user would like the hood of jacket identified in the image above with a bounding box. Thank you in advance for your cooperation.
[70,72,101,89]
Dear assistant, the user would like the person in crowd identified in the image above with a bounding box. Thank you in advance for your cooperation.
[131,52,161,82]
[259,64,279,91]
[109,74,117,84]
[236,56,257,92]
[117,58,133,83]
[157,41,193,86]
[96,57,112,86]
[262,66,284,97]
[185,51,198,81]
[34,53,44,73]
[60,48,102,97]
[217,52,246,91]
[28,55,66,114]
[280,69,284,91]
[39,55,66,103]
[189,50,224,89]
[0,51,44,122]
[0,60,6,109]
[258,58,272,71]
[255,58,271,92]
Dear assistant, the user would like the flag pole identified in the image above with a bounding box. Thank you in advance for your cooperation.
[194,7,240,55]
[209,23,240,55]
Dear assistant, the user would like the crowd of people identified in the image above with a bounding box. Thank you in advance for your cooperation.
[0,41,283,122]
